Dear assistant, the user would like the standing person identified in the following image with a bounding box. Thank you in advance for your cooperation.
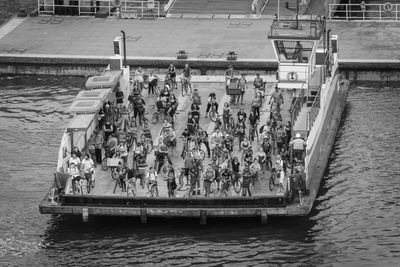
[294,41,303,63]
[284,121,292,147]
[182,63,192,93]
[133,95,146,125]
[198,128,211,158]
[253,73,264,91]
[238,73,247,105]
[147,167,158,194]
[116,161,127,192]
[241,165,252,197]
[167,62,176,85]
[205,93,218,119]
[276,126,286,154]
[81,154,95,189]
[225,65,234,81]
[289,133,307,162]
[203,164,216,197]
[269,86,284,112]
[148,71,158,95]
[115,87,124,110]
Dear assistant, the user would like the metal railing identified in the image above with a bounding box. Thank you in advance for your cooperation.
[329,3,400,20]
[307,87,321,135]
[289,88,305,128]
[38,0,161,18]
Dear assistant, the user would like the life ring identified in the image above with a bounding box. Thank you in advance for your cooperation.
[384,2,393,12]
[287,72,298,81]
[114,0,122,7]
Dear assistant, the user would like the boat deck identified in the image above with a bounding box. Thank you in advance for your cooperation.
[64,76,297,199]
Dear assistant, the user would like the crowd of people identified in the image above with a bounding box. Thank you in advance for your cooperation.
[64,63,307,204]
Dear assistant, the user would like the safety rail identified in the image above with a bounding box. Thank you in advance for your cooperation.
[307,87,321,135]
[289,88,305,128]
[329,3,400,20]
[38,0,161,18]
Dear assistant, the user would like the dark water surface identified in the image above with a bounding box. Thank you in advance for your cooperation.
[0,76,399,266]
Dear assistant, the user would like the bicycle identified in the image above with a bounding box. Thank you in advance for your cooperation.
[152,107,172,125]
[203,178,217,198]
[208,106,219,122]
[146,181,159,197]
[180,76,191,97]
[269,167,281,191]
[231,172,242,194]
[164,74,177,91]
[219,177,232,197]
[72,178,84,195]
[126,178,136,197]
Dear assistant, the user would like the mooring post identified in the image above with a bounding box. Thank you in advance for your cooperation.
[140,209,148,224]
[82,208,89,223]
[261,209,268,225]
[200,210,207,225]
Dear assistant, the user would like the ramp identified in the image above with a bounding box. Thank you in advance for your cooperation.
[169,0,252,15]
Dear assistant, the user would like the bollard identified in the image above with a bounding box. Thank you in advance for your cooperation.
[200,210,207,225]
[261,209,268,225]
[82,208,89,223]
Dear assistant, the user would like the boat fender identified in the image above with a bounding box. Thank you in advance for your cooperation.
[114,0,122,7]
[384,2,393,12]
[63,147,68,158]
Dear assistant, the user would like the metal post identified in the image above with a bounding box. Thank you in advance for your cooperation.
[121,30,127,68]
[379,5,381,20]
[278,0,280,20]
[53,0,55,15]
[78,0,80,16]
[296,0,299,29]
[141,1,143,18]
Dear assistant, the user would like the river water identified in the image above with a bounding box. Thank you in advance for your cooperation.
[0,75,399,266]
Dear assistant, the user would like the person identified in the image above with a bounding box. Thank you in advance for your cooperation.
[165,168,177,197]
[133,95,146,125]
[251,94,261,120]
[237,108,247,124]
[134,67,144,91]
[72,146,82,159]
[231,156,240,180]
[167,62,176,84]
[191,88,202,107]
[294,41,303,63]
[81,154,95,189]
[240,136,251,152]
[203,164,216,197]
[290,167,306,206]
[117,139,128,165]
[68,152,81,168]
[210,128,223,148]
[269,86,284,112]
[189,162,201,196]
[93,130,103,165]
[222,102,233,128]
[67,162,82,194]
[220,168,231,197]
[289,133,307,162]
[256,147,267,173]
[250,158,261,186]
[147,166,158,193]
[284,121,292,147]
[238,73,247,105]
[107,133,118,158]
[115,87,124,110]
[198,128,211,158]
[116,161,127,192]
[103,121,114,141]
[182,63,192,93]
[148,71,158,95]
[253,73,264,90]
[261,136,272,170]
[241,164,252,197]
[166,127,177,155]
[275,155,286,193]
[236,122,246,149]
[225,65,234,81]
[249,110,258,134]
[205,95,218,119]
[224,133,233,153]
[276,126,286,154]
[103,102,113,123]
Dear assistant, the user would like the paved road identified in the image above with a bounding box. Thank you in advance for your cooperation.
[0,16,400,64]
[169,0,252,15]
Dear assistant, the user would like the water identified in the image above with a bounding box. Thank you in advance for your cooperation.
[0,76,399,266]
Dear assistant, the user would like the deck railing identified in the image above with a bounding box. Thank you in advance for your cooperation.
[289,88,305,128]
[38,0,161,18]
[329,3,400,21]
[307,87,321,135]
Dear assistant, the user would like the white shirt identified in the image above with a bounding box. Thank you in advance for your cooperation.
[69,157,81,166]
[67,166,80,177]
[81,158,94,173]
[147,171,157,182]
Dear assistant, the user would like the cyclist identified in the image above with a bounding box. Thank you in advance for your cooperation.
[275,155,286,193]
[116,139,129,165]
[147,166,158,195]
[256,147,267,173]
[189,162,201,196]
[269,86,284,112]
[164,168,177,197]
[198,128,211,158]
[133,95,146,125]
[222,102,233,128]
[205,93,218,118]
[134,67,144,91]
[251,94,261,120]
[220,167,231,197]
[241,164,252,197]
[250,158,261,186]
[211,128,223,147]
[116,161,127,192]
[182,63,192,93]
[187,113,197,136]
[237,108,247,124]
[224,133,234,153]
[155,142,170,173]
[261,136,273,170]
[203,164,216,197]
[276,126,286,154]
[190,103,200,125]
[191,88,202,107]
[289,132,307,163]
[243,147,254,167]
[67,162,82,194]
[253,73,264,91]
[148,71,158,95]
[236,122,246,149]
[167,62,176,85]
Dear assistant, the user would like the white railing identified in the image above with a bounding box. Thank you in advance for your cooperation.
[37,0,161,18]
[329,3,400,20]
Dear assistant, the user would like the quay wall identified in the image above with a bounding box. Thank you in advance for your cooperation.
[1,55,400,81]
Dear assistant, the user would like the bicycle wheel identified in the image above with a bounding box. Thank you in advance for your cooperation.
[160,164,169,177]
[152,186,159,197]
[101,157,108,171]
[209,110,218,122]
[199,149,206,161]
[269,173,275,191]
[145,140,153,154]
[233,178,241,193]
[152,112,159,124]
[111,167,118,180]
[181,81,186,97]
[225,122,233,134]
[87,179,91,194]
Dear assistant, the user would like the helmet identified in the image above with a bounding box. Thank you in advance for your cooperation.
[296,132,301,138]
[165,84,170,90]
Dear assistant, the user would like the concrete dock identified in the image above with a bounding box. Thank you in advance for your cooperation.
[0,16,400,77]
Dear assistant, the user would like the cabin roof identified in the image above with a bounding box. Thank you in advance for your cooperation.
[268,19,324,40]
[67,113,95,131]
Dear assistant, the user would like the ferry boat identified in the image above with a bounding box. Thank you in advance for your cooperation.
[39,17,349,224]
